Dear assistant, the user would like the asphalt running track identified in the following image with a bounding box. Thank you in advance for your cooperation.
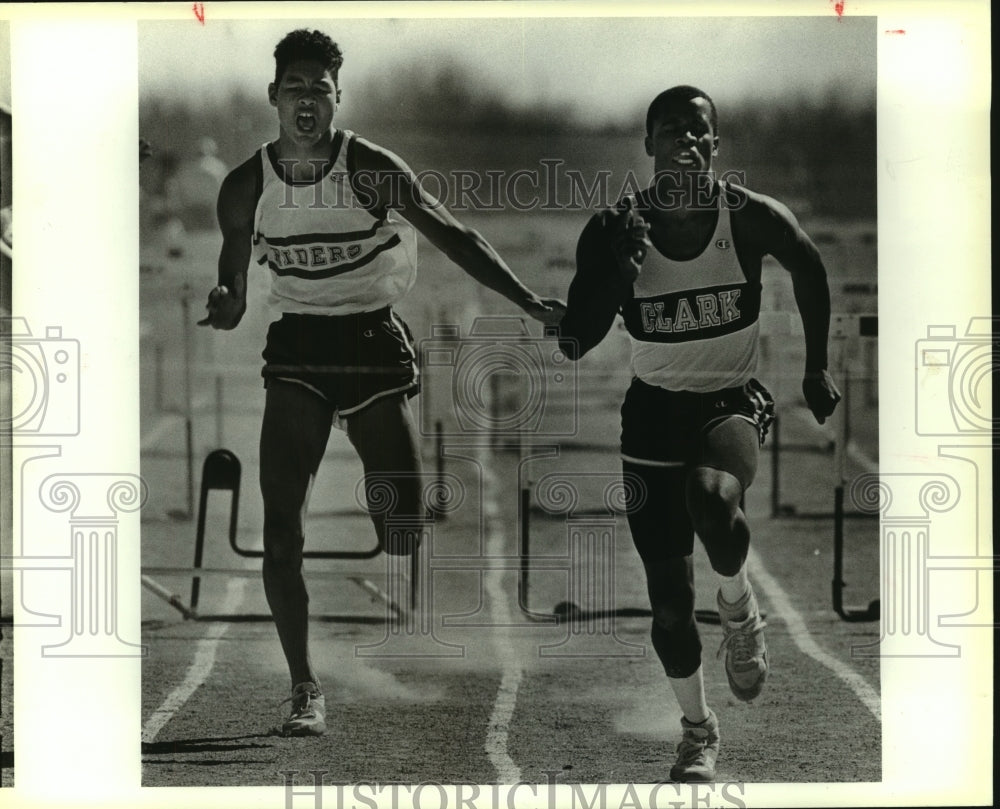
[138,226,881,788]
[139,398,881,787]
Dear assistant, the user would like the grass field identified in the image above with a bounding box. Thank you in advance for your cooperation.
[137,197,880,787]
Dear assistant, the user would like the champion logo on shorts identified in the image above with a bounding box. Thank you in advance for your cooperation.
[363,329,375,337]
[714,399,728,408]
[715,239,730,250]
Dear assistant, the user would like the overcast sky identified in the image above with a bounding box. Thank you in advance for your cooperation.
[139,16,875,124]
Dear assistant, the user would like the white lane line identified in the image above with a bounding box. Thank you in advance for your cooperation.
[748,546,881,720]
[481,453,524,784]
[141,577,247,744]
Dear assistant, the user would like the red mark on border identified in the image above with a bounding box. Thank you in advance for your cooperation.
[193,3,205,24]
[832,0,845,17]
[885,29,906,35]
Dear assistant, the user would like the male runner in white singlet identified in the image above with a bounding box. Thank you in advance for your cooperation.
[199,29,565,736]
[558,86,841,782]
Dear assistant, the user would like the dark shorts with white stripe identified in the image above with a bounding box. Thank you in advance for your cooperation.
[261,307,419,418]
[621,376,775,465]
[620,376,775,561]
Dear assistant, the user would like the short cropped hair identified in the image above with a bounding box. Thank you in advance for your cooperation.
[273,29,345,85]
[645,85,718,138]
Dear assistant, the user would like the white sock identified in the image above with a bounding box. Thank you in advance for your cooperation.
[668,667,711,725]
[718,568,750,607]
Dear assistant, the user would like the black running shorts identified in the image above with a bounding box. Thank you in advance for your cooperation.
[261,308,419,417]
[620,376,775,467]
[620,377,775,562]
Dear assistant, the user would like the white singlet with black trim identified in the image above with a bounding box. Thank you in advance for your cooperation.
[621,185,761,393]
[252,130,418,316]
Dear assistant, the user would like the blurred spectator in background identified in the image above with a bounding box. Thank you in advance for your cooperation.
[165,135,228,231]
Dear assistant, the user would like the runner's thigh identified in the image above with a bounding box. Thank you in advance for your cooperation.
[695,416,760,491]
[259,379,335,508]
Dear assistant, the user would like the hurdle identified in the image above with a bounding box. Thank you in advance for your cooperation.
[767,312,879,520]
[828,314,880,623]
[178,283,195,520]
[765,313,880,622]
[140,448,413,623]
[147,357,449,528]
[517,481,734,626]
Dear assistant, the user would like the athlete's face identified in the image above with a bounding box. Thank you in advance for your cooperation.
[644,97,719,174]
[268,59,341,148]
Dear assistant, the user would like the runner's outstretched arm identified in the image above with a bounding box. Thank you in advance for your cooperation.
[756,196,841,423]
[198,160,257,329]
[352,139,565,327]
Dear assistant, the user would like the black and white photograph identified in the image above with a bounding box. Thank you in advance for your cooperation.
[2,3,994,808]
[135,12,882,788]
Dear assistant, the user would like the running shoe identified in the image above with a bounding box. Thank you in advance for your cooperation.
[669,710,719,783]
[717,585,768,701]
[281,682,326,737]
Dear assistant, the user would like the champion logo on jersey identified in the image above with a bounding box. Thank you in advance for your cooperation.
[715,238,730,250]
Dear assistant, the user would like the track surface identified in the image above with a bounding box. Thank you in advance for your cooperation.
[139,220,881,787]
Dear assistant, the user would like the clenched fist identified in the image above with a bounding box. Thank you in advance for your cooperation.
[600,196,651,284]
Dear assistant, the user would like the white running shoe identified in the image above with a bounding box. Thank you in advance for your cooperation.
[281,682,326,737]
[717,586,769,702]
[669,710,720,783]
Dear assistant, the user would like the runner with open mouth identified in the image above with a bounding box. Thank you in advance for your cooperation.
[296,111,316,133]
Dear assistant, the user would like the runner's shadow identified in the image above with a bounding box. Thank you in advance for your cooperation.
[142,734,274,755]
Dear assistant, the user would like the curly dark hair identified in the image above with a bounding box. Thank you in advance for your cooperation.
[273,29,344,85]
[645,85,718,138]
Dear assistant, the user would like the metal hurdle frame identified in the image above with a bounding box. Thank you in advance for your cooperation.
[828,314,880,622]
[517,482,753,627]
[758,311,880,623]
[143,301,877,627]
[141,448,413,623]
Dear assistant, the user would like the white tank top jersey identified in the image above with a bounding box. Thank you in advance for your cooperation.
[252,130,418,316]
[622,185,761,393]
